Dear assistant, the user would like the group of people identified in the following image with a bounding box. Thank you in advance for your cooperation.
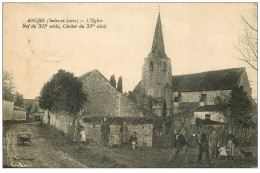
[72,116,239,165]
[101,117,138,149]
[73,116,138,149]
[169,128,238,165]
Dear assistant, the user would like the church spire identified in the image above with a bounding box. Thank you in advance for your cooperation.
[151,11,165,57]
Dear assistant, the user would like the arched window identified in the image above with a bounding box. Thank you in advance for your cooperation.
[149,61,154,71]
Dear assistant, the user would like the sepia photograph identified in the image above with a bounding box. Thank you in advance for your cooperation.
[2,2,258,168]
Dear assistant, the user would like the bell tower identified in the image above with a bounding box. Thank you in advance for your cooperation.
[141,12,172,116]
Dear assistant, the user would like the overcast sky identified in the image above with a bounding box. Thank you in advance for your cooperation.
[3,3,257,100]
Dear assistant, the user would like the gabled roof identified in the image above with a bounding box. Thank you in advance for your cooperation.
[78,69,110,84]
[172,67,245,92]
[178,102,200,109]
[133,81,142,93]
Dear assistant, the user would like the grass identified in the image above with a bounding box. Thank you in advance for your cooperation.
[31,123,258,168]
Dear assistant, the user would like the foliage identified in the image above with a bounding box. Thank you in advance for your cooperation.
[3,71,15,101]
[215,87,253,129]
[14,92,24,107]
[229,87,252,128]
[39,69,88,114]
[109,74,116,88]
[127,90,160,117]
[117,76,123,93]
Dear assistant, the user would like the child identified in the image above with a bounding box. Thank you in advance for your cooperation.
[218,146,229,159]
[129,132,138,150]
[80,126,86,143]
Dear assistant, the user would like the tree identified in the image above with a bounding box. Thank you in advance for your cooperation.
[3,71,15,101]
[14,92,24,107]
[236,5,257,71]
[39,69,88,114]
[215,87,253,130]
[229,87,252,128]
[117,76,123,93]
[109,74,116,88]
[128,90,159,117]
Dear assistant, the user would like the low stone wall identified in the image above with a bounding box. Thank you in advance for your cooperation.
[83,123,153,147]
[12,110,26,121]
[49,112,74,135]
[48,111,153,147]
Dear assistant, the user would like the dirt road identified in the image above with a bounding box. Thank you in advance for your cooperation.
[3,122,88,168]
[3,121,257,168]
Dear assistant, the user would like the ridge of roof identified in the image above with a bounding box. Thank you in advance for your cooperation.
[78,69,111,84]
[172,67,246,92]
[172,67,245,78]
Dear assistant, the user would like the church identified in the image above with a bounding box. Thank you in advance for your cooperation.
[80,12,252,123]
[136,12,252,122]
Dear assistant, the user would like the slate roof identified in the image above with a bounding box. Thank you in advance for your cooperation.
[172,67,245,92]
[195,105,225,112]
[151,13,165,57]
[178,102,200,109]
[14,106,26,111]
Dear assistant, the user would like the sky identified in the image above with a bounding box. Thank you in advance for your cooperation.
[3,3,257,100]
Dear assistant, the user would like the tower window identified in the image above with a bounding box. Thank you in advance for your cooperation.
[149,61,154,71]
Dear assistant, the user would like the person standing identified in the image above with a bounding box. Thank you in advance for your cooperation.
[197,132,210,165]
[209,130,219,159]
[80,126,86,143]
[101,117,110,146]
[173,129,187,160]
[226,130,237,159]
[73,118,81,143]
[120,121,129,147]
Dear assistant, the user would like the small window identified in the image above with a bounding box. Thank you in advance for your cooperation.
[149,61,154,71]
[205,114,211,120]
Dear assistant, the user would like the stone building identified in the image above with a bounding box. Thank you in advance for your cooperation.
[138,12,252,122]
[54,11,252,147]
[79,69,142,117]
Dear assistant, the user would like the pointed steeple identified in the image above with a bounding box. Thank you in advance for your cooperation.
[151,12,165,57]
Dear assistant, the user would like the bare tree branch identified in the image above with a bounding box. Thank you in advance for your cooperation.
[241,15,257,32]
[236,9,258,71]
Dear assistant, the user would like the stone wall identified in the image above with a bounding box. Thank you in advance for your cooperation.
[3,100,26,121]
[3,100,14,121]
[12,110,26,121]
[239,70,252,96]
[80,70,141,117]
[142,55,172,99]
[43,110,49,124]
[49,112,74,135]
[49,111,153,147]
[173,90,231,106]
